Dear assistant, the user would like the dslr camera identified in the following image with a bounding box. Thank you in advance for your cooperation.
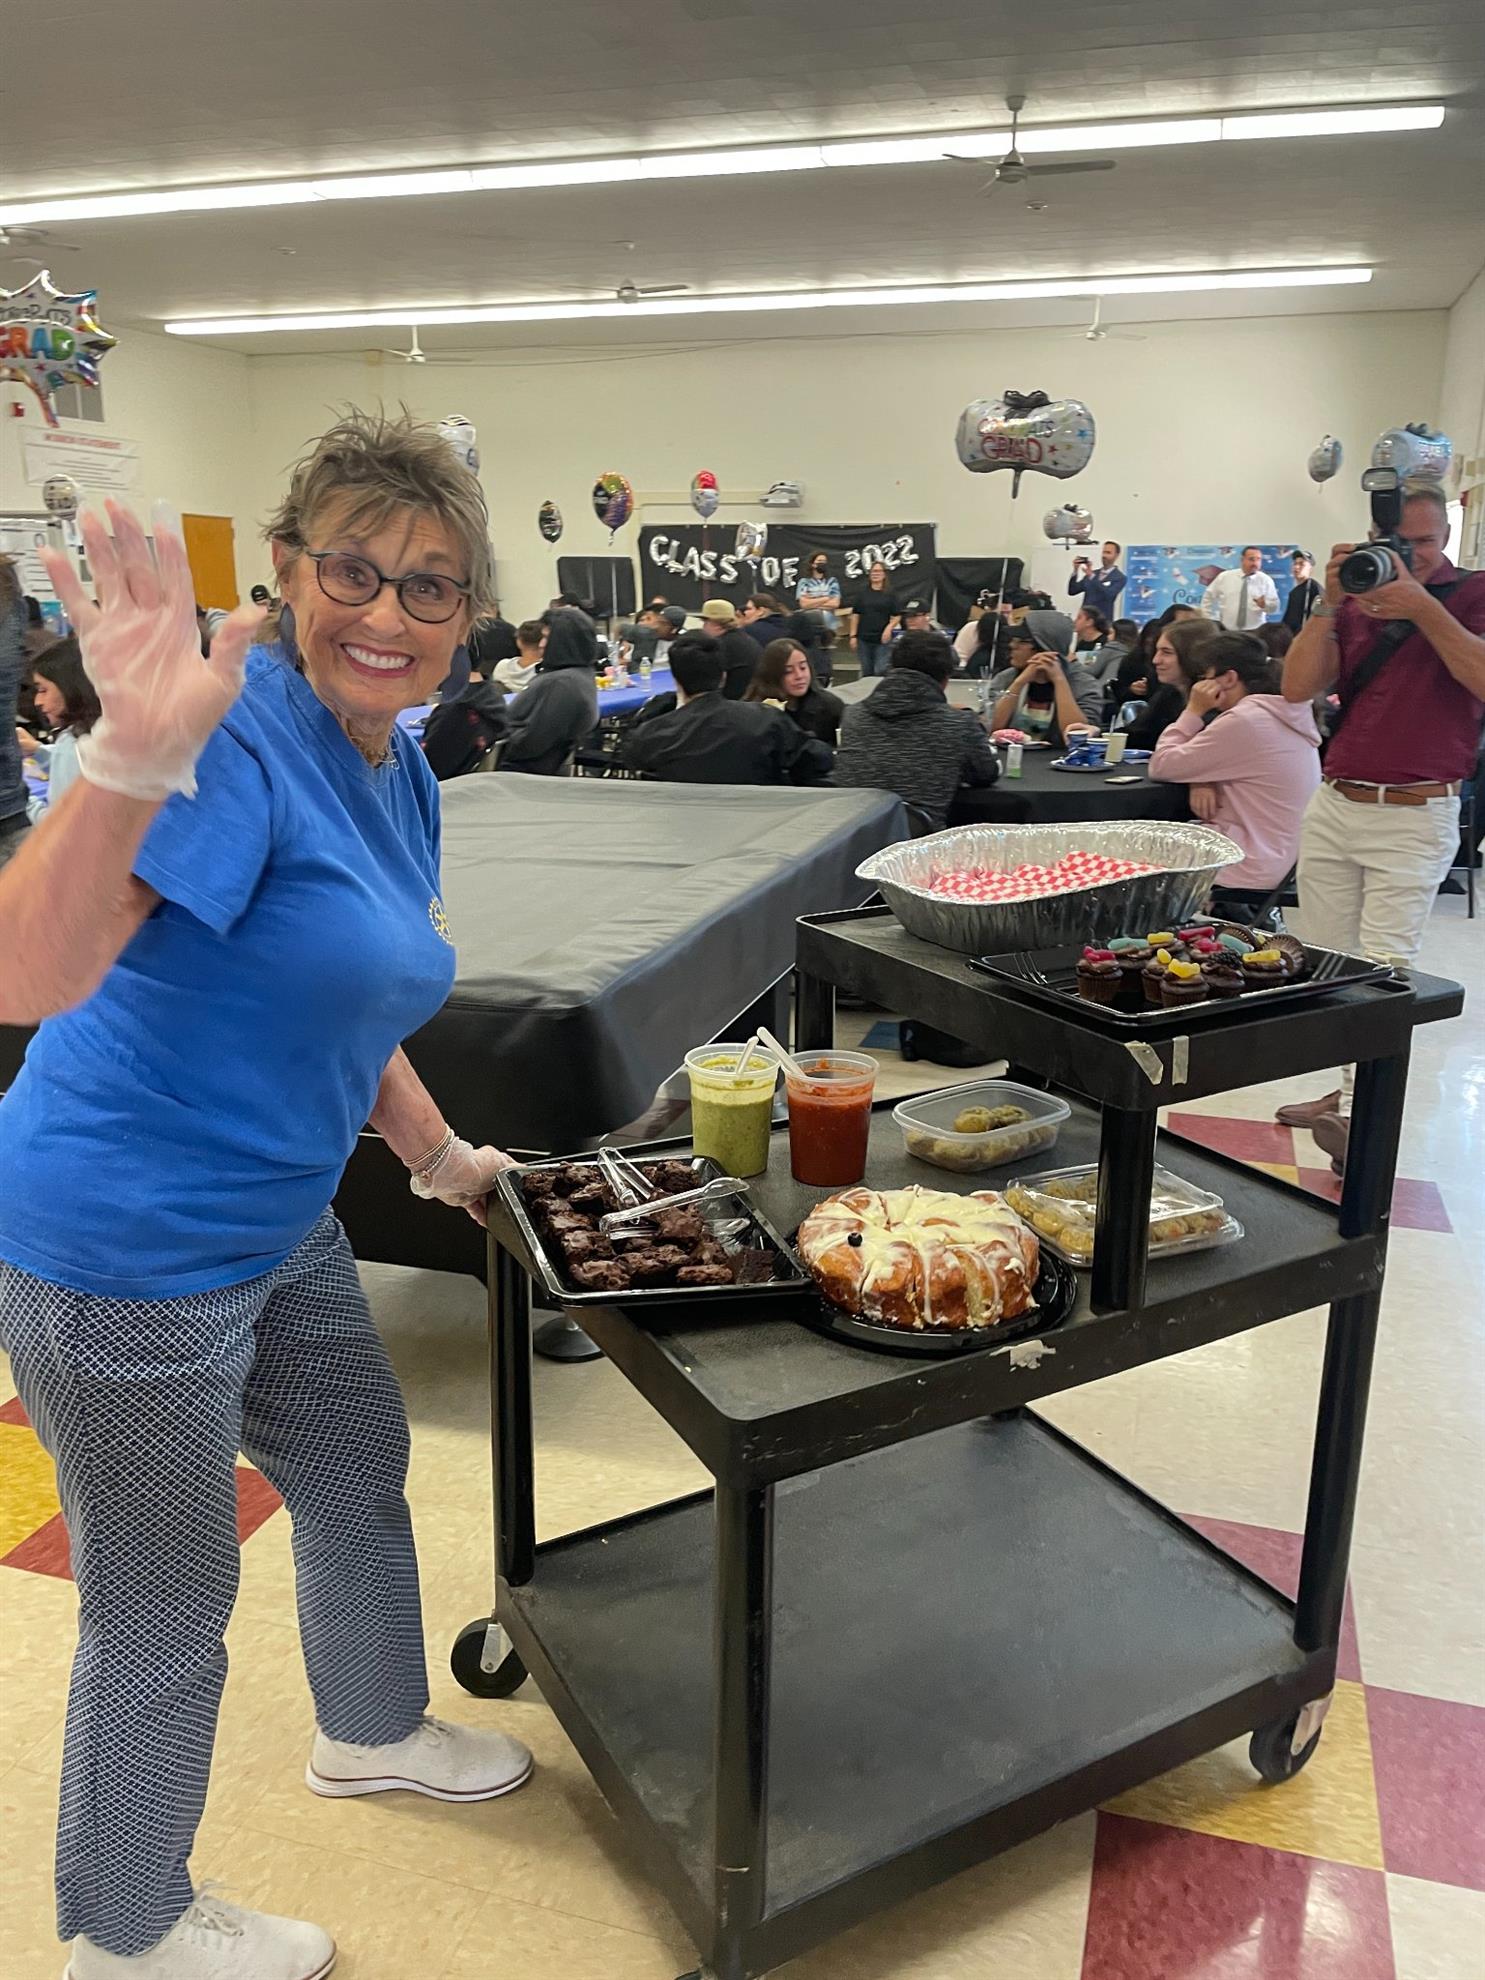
[1337,421,1452,594]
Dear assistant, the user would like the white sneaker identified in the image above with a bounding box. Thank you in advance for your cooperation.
[306,1714,533,1803]
[66,1892,335,1979]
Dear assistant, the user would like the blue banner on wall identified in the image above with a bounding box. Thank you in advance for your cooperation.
[1125,543,1302,621]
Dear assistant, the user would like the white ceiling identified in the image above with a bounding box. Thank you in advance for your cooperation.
[3,0,1483,354]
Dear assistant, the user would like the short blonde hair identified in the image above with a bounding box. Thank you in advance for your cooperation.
[265,407,496,616]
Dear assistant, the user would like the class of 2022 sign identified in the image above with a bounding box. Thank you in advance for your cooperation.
[639,520,936,613]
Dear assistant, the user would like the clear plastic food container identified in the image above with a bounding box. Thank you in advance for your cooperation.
[894,1081,1072,1175]
[1003,1162,1242,1265]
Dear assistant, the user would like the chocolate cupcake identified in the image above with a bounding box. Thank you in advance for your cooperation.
[1239,947,1288,990]
[1268,931,1309,978]
[1144,930,1187,959]
[1142,949,1175,1005]
[1160,959,1210,1008]
[1108,936,1153,988]
[1077,947,1123,1004]
[1201,960,1245,999]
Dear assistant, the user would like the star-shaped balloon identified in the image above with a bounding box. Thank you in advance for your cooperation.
[0,269,117,427]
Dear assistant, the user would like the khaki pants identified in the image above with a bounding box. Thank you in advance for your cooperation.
[1292,781,1460,1112]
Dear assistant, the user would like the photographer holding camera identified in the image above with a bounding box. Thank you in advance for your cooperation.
[1279,478,1485,1165]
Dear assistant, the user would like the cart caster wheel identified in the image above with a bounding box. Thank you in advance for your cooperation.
[451,1618,527,1699]
[1250,1704,1324,1784]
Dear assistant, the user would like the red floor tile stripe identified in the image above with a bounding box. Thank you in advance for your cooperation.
[1365,1686,1485,1893]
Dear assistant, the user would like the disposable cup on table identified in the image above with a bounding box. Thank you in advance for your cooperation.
[684,1047,779,1179]
[784,1049,878,1187]
[1104,731,1128,764]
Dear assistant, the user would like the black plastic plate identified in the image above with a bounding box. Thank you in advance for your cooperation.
[795,1249,1079,1358]
[968,942,1395,1032]
[498,1155,811,1309]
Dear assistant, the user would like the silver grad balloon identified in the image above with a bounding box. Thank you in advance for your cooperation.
[955,388,1096,495]
[1043,504,1095,544]
[438,414,479,475]
[537,500,563,543]
[734,520,767,560]
[690,469,720,519]
[1369,422,1450,483]
[1307,435,1343,483]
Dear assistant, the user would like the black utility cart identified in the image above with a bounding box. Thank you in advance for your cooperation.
[455,903,1463,1980]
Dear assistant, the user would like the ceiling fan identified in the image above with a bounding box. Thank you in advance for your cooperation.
[615,279,690,304]
[1068,297,1146,342]
[375,328,474,366]
[0,223,83,258]
[948,94,1118,191]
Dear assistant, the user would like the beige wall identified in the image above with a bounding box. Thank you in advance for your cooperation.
[1438,267,1485,562]
[0,328,259,593]
[4,305,1459,616]
[242,308,1447,617]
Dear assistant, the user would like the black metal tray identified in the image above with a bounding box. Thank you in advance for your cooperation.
[498,1155,811,1310]
[968,942,1395,1031]
[794,1248,1078,1358]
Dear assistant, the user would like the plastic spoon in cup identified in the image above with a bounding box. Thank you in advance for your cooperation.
[756,1026,808,1082]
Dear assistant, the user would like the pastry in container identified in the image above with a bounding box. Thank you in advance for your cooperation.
[894,1080,1071,1175]
[1003,1162,1241,1266]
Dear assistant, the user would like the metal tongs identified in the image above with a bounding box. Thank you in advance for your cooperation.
[596,1145,751,1234]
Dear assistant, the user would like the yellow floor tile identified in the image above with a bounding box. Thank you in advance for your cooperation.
[0,1420,61,1554]
[1106,1678,1382,1868]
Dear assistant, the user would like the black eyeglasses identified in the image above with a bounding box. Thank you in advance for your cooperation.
[306,550,470,625]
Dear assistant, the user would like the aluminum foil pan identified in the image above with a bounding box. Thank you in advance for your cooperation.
[856,822,1244,955]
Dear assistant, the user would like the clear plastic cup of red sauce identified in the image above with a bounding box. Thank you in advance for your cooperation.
[784,1050,878,1186]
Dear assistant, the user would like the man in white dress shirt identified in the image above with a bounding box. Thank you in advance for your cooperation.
[1201,546,1281,630]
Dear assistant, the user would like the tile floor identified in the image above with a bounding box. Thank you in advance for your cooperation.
[1,903,1480,1980]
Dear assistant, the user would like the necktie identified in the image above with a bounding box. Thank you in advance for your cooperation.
[1235,575,1249,630]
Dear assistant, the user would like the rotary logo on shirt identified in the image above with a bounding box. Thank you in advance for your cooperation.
[428,898,454,946]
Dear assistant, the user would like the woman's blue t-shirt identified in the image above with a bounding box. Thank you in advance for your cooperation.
[0,651,458,1297]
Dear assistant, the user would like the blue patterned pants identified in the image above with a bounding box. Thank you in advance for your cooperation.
[0,1212,429,1956]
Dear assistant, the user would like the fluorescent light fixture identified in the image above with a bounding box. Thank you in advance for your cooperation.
[164,266,1372,338]
[0,104,1443,228]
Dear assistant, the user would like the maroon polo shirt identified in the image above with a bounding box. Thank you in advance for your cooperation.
[1326,560,1485,784]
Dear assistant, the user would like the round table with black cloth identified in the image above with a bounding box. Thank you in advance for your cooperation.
[948,748,1190,826]
[832,677,1190,828]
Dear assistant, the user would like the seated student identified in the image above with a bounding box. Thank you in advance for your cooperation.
[498,607,599,775]
[698,599,767,698]
[419,650,508,780]
[738,594,792,650]
[834,630,999,828]
[744,638,845,745]
[622,635,832,786]
[988,610,1103,745]
[16,638,99,823]
[1121,616,1219,751]
[785,607,836,688]
[889,598,941,645]
[468,607,520,675]
[1073,607,1124,685]
[1150,632,1321,910]
[491,617,544,693]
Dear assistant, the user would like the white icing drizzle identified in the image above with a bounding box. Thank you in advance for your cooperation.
[798,1185,1038,1328]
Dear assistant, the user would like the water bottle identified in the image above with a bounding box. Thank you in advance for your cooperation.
[1007,741,1023,779]
[640,656,653,681]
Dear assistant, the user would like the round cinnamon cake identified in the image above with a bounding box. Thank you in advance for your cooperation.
[797,1185,1040,1332]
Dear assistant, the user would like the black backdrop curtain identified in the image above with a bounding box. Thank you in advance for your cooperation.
[934,557,1026,630]
[555,555,636,621]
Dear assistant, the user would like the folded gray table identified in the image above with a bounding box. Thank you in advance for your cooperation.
[333,775,908,1280]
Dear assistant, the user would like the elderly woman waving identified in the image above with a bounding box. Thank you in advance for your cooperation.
[0,413,531,1980]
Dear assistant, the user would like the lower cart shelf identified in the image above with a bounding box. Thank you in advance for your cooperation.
[503,1413,1331,1963]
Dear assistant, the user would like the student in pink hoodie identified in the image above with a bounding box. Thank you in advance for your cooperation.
[1150,632,1321,908]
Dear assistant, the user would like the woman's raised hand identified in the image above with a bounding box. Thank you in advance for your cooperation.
[40,499,263,802]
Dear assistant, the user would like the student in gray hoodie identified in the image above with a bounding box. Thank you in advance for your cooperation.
[834,631,999,828]
[498,607,599,775]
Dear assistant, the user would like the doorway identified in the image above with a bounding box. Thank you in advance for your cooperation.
[181,514,239,610]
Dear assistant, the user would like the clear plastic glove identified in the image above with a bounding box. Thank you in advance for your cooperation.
[409,1137,517,1226]
[39,499,263,803]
